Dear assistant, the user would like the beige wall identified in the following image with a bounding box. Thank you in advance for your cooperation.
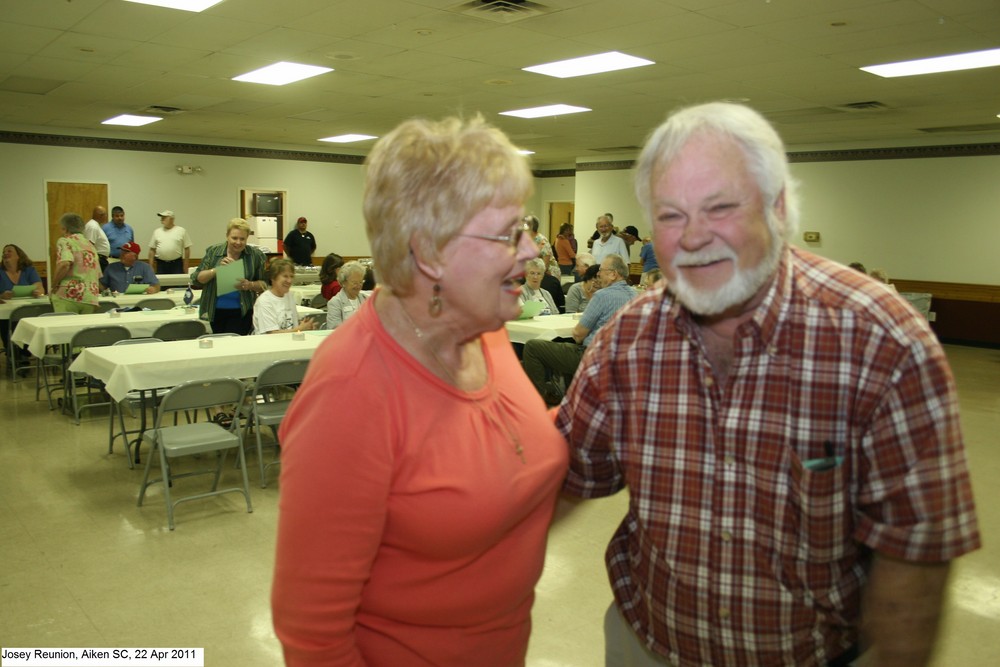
[2,140,998,285]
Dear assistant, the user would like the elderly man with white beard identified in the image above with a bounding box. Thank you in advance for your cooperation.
[557,102,980,667]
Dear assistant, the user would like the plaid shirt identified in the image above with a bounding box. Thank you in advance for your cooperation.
[558,247,980,667]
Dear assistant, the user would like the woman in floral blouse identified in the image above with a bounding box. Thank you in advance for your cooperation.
[51,212,101,313]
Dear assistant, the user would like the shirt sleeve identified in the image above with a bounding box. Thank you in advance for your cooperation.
[326,296,345,330]
[272,358,393,666]
[558,329,625,498]
[853,339,980,562]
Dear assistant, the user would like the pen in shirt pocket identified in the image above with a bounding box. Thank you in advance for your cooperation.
[803,440,843,472]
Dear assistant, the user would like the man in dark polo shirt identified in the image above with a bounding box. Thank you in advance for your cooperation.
[284,216,317,266]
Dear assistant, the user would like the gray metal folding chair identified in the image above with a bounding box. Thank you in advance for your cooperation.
[96,301,119,313]
[309,293,328,309]
[151,319,208,341]
[7,302,53,380]
[108,338,166,468]
[136,297,175,311]
[239,358,309,487]
[33,312,78,409]
[137,377,252,530]
[65,325,131,424]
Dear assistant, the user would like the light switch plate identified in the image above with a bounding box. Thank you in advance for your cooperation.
[803,231,821,242]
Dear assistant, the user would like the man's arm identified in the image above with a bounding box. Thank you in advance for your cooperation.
[183,247,191,273]
[861,552,951,667]
[571,322,591,345]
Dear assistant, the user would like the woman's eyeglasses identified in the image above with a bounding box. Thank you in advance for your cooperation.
[460,221,531,249]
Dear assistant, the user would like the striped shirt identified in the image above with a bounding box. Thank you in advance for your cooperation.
[558,247,980,666]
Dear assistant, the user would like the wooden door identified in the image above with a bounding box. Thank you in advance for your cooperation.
[45,182,108,283]
[548,201,574,240]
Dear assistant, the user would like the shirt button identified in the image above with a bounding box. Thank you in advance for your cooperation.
[719,607,731,619]
[723,455,735,467]
[767,345,778,356]
[720,530,733,542]
[704,376,714,388]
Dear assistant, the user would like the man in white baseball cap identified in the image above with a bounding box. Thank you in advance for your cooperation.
[148,210,192,274]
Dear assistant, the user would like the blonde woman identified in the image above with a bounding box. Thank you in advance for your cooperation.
[192,218,267,335]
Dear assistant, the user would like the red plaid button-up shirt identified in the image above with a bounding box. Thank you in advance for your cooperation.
[559,247,980,667]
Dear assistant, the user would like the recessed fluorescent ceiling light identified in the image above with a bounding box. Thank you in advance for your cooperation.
[319,134,377,143]
[123,0,225,12]
[102,114,162,126]
[523,51,654,78]
[500,104,591,119]
[861,47,1000,77]
[517,149,535,155]
[233,62,333,86]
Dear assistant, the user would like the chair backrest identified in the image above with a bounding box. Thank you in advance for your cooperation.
[112,337,163,346]
[255,358,310,392]
[309,293,328,309]
[10,303,54,326]
[136,297,175,311]
[156,378,245,425]
[198,332,239,339]
[97,301,119,313]
[38,312,77,317]
[70,325,131,349]
[152,320,207,341]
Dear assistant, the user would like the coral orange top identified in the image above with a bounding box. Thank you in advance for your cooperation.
[272,292,568,666]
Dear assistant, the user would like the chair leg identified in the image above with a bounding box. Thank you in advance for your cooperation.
[137,435,157,507]
[159,446,176,530]
[255,416,267,488]
[236,438,254,515]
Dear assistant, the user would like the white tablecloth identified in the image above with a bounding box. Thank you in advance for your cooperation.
[69,330,334,401]
[289,284,323,305]
[504,313,577,344]
[11,309,209,357]
[0,292,187,321]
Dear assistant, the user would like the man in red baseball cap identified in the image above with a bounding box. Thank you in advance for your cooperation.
[283,216,317,266]
[99,241,161,294]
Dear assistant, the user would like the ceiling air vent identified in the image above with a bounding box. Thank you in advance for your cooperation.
[141,105,184,115]
[452,0,550,24]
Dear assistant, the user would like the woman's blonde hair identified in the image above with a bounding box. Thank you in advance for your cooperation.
[363,115,533,295]
[227,217,252,236]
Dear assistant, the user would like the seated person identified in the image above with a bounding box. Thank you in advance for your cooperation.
[640,268,663,290]
[99,242,159,295]
[1,243,44,300]
[253,259,318,335]
[573,251,596,283]
[565,264,601,314]
[517,258,559,316]
[326,261,370,330]
[540,270,565,313]
[319,252,344,300]
[523,254,636,405]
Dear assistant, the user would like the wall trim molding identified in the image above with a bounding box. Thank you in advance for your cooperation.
[4,130,998,174]
[0,130,367,165]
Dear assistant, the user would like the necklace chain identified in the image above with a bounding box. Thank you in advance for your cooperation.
[392,294,525,464]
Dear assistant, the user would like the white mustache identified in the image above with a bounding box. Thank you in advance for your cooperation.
[672,247,737,268]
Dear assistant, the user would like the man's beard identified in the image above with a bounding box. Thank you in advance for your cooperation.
[668,229,782,316]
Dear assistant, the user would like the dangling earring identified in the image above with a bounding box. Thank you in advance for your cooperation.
[429,283,442,317]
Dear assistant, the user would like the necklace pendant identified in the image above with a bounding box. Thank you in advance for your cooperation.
[516,443,526,464]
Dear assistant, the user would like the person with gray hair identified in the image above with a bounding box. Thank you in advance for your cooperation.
[272,115,568,667]
[518,257,559,315]
[51,212,102,313]
[324,260,369,330]
[559,102,980,667]
[522,253,635,405]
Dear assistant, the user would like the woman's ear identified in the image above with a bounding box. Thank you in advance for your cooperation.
[408,240,444,282]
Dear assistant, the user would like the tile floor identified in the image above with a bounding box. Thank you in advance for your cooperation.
[0,344,996,666]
